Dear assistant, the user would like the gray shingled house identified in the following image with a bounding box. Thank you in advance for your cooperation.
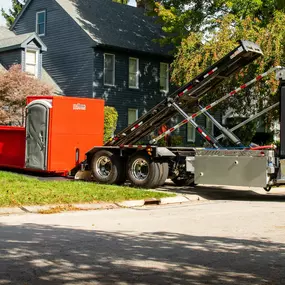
[1,0,216,145]
[8,0,174,130]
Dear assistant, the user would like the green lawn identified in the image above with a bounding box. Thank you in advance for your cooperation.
[0,171,175,207]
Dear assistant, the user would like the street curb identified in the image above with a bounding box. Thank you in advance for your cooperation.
[0,195,198,215]
[0,203,119,215]
[116,196,196,207]
[160,196,190,205]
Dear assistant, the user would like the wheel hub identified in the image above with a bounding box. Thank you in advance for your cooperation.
[131,158,149,181]
[96,156,112,178]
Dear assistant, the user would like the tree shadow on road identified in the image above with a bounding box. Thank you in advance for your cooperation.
[0,223,284,284]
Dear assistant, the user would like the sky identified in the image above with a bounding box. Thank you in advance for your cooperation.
[0,0,137,26]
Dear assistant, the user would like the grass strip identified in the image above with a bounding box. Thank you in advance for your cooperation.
[0,171,175,207]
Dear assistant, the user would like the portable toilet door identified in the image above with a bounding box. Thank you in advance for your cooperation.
[25,99,52,170]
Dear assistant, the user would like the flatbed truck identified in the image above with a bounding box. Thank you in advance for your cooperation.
[79,40,285,191]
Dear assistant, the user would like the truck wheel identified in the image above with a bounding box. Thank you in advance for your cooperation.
[172,176,195,187]
[157,162,169,187]
[91,150,124,184]
[127,153,160,188]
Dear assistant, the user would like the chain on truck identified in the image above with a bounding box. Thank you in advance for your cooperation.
[77,40,285,192]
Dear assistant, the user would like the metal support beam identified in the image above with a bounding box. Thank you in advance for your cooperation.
[151,66,282,146]
[200,105,243,147]
[216,102,280,141]
[170,102,221,148]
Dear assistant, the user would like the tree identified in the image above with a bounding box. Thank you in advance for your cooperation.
[171,11,285,130]
[0,65,53,126]
[1,0,26,27]
[154,0,285,46]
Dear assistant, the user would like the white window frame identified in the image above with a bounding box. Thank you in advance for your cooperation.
[129,57,139,89]
[36,10,46,36]
[104,53,115,86]
[128,108,138,126]
[25,49,39,78]
[160,62,169,93]
[187,118,196,143]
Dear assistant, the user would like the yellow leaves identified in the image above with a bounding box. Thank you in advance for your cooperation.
[104,106,118,143]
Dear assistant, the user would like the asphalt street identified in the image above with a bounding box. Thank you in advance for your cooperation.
[0,189,285,285]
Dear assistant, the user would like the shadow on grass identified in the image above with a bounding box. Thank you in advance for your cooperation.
[0,223,284,284]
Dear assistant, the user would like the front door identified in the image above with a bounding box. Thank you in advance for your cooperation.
[25,100,51,170]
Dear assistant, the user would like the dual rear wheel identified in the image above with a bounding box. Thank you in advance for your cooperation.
[91,150,169,188]
[91,150,126,185]
[127,153,169,188]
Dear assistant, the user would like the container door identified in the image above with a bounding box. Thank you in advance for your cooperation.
[25,100,51,170]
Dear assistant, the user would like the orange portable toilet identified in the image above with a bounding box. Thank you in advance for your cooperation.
[25,96,104,175]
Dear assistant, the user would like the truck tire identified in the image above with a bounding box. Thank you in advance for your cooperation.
[91,150,124,184]
[127,152,160,188]
[172,176,195,187]
[157,162,169,187]
[116,161,127,185]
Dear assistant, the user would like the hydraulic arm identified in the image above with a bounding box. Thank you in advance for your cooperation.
[106,41,263,147]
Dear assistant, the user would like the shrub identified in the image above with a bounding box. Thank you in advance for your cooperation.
[0,64,53,125]
[104,106,118,143]
[170,135,184,147]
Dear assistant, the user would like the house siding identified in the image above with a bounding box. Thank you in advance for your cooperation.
[93,47,173,131]
[13,0,94,97]
[0,49,22,69]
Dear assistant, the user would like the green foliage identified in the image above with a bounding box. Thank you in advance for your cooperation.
[154,0,285,46]
[104,106,118,143]
[1,0,26,27]
[170,135,184,146]
[171,11,285,121]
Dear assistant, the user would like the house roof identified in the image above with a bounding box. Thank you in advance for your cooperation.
[11,0,173,57]
[0,27,47,52]
[41,68,63,95]
[0,63,6,72]
[0,26,15,39]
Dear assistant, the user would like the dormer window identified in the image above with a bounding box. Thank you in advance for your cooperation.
[25,49,39,77]
[36,11,46,36]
